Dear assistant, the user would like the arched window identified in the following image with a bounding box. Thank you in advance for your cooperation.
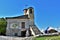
[29,9,32,13]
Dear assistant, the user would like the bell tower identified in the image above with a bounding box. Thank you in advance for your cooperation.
[27,7,34,25]
[27,7,34,19]
[23,7,34,20]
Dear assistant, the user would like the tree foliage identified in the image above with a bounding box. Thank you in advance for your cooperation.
[0,18,7,35]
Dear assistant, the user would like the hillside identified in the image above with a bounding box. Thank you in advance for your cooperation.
[35,36,60,40]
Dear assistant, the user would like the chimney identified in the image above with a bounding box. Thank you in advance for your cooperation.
[23,9,27,15]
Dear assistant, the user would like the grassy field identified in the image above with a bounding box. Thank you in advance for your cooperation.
[35,36,60,40]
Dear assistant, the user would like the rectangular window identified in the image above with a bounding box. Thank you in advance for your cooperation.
[21,22,25,28]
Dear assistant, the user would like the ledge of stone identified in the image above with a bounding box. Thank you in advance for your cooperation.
[0,36,35,40]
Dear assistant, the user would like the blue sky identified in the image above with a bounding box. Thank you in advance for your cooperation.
[0,0,60,30]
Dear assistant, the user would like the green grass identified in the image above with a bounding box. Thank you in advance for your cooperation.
[35,36,60,40]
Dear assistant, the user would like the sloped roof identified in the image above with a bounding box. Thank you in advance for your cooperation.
[6,15,29,19]
[47,27,54,31]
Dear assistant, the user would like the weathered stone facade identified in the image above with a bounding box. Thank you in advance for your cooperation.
[6,19,31,36]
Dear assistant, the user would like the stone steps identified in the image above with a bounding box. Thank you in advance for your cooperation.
[30,25,42,36]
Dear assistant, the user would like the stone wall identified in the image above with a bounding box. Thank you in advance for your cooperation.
[0,36,35,40]
[6,19,30,36]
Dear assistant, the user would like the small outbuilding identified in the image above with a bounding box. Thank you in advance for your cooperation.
[45,27,58,33]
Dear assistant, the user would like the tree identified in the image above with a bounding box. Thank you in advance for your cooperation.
[0,18,7,35]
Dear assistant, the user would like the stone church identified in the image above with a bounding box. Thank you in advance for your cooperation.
[6,7,42,37]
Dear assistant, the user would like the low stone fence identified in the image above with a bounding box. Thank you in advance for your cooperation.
[0,36,35,40]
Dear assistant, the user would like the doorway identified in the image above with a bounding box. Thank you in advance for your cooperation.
[14,33,18,36]
[21,31,26,37]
